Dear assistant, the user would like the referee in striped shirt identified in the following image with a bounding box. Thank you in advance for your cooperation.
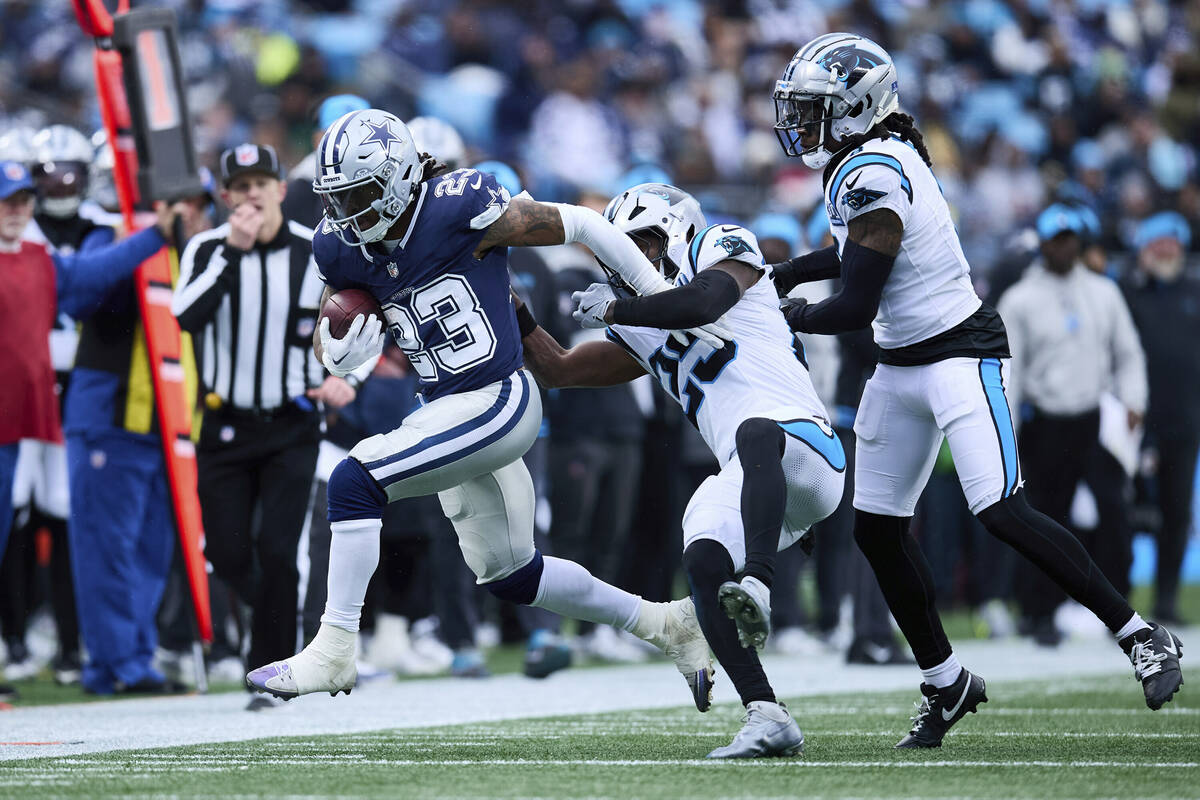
[172,144,355,708]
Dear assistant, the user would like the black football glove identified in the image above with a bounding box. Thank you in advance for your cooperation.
[767,260,797,298]
[779,296,809,332]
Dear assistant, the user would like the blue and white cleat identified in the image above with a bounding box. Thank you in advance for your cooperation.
[718,576,773,650]
[246,623,357,700]
[707,701,804,758]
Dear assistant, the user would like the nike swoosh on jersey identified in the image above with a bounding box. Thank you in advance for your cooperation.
[941,680,972,721]
[471,172,483,190]
[846,172,861,191]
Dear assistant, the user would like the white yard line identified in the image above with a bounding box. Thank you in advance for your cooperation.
[0,631,1191,762]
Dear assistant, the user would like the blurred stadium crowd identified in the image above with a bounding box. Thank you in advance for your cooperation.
[0,0,1197,699]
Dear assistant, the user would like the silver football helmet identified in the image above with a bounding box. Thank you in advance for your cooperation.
[774,33,900,169]
[313,108,425,248]
[602,182,706,289]
[32,125,94,218]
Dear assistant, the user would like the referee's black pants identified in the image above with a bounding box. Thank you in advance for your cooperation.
[197,406,320,672]
[1017,407,1132,624]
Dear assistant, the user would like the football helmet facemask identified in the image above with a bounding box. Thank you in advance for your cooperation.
[601,182,706,292]
[313,109,424,249]
[32,125,93,219]
[774,33,899,169]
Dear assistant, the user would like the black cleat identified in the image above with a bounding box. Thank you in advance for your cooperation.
[1121,623,1183,710]
[894,669,987,749]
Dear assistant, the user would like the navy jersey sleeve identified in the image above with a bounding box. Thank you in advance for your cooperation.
[424,168,512,245]
[311,217,377,291]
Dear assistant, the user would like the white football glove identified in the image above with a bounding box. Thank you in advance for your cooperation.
[573,281,734,348]
[320,314,385,378]
[680,318,734,350]
[571,283,618,329]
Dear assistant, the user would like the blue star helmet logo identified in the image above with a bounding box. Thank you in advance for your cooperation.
[715,235,755,258]
[360,119,400,154]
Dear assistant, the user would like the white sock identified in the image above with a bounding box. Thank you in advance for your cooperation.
[1115,612,1150,642]
[531,556,641,630]
[921,654,962,689]
[320,517,382,632]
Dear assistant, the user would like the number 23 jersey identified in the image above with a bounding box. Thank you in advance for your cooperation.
[607,224,829,466]
[313,168,519,400]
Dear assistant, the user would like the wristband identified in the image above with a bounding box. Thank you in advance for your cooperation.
[516,303,539,338]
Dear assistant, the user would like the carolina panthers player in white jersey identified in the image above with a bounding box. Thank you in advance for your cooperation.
[246,109,721,704]
[521,182,844,758]
[769,33,1183,747]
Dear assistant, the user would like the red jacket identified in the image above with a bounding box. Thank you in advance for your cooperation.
[0,240,62,445]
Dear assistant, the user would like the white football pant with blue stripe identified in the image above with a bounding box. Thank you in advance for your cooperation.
[682,408,846,571]
[852,357,1022,517]
[350,369,541,583]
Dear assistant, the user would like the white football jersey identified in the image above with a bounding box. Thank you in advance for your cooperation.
[608,224,829,466]
[825,135,981,349]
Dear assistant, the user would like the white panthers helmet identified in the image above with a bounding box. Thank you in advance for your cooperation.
[774,33,900,169]
[406,116,466,170]
[602,182,706,288]
[32,125,94,218]
[0,126,38,166]
[313,108,424,247]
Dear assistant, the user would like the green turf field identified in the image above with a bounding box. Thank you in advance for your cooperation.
[2,673,1193,799]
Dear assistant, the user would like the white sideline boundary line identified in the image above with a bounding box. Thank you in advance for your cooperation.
[0,630,1193,762]
[0,759,1196,773]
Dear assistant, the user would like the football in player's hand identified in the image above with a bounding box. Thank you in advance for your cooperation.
[321,289,384,339]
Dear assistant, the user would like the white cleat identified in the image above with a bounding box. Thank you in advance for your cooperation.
[718,576,773,650]
[634,597,715,712]
[707,701,804,758]
[246,623,357,700]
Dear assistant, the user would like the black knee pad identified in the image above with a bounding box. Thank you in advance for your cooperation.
[735,417,786,462]
[682,539,736,591]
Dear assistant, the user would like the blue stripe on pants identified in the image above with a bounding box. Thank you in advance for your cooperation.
[979,358,1020,498]
[377,372,532,489]
[363,376,513,474]
[777,419,847,472]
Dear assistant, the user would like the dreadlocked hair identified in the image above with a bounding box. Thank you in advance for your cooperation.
[419,152,453,182]
[881,113,932,167]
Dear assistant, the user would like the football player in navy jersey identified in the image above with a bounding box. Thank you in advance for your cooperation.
[247,109,729,703]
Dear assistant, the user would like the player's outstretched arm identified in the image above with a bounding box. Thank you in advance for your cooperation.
[476,196,671,297]
[513,292,643,389]
[594,260,758,330]
[781,208,902,335]
[522,327,644,389]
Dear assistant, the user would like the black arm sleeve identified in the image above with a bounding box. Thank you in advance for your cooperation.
[610,269,741,329]
[790,239,895,335]
[771,245,841,295]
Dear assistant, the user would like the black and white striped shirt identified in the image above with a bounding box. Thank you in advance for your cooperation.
[172,220,325,412]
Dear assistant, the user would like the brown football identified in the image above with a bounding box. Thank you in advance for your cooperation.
[321,288,384,338]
